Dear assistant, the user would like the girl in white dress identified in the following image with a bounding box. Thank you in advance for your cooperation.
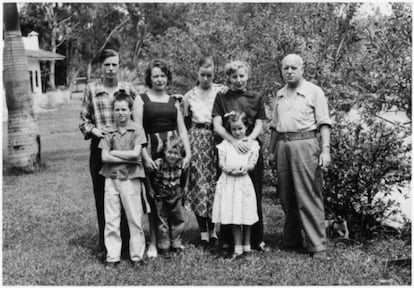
[212,111,259,259]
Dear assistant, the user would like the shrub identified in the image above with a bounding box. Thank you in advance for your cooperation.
[323,116,411,240]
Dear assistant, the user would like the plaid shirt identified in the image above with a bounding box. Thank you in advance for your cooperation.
[153,158,184,198]
[79,79,138,140]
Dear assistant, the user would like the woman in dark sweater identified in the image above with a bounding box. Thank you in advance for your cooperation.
[212,60,267,254]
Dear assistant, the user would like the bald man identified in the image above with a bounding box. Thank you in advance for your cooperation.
[269,54,332,259]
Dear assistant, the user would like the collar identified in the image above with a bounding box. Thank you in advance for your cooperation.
[106,121,137,134]
[95,79,127,95]
[227,89,255,98]
[277,79,308,99]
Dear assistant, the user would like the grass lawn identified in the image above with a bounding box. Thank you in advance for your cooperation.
[2,99,411,285]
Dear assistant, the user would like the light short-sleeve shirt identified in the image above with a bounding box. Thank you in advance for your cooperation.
[98,121,146,180]
[183,84,226,124]
[270,79,332,132]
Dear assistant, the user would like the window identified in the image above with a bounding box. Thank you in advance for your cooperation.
[29,71,34,92]
[35,70,39,87]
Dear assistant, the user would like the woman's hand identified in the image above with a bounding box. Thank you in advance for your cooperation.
[144,157,158,171]
[182,156,191,170]
[231,138,252,154]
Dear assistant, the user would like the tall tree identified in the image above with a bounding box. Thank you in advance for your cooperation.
[3,3,41,172]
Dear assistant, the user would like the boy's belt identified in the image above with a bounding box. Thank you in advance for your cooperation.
[277,130,317,142]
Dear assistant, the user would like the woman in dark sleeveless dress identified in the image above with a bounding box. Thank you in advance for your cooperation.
[134,59,191,258]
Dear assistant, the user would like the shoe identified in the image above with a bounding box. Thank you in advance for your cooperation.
[311,250,331,260]
[280,244,303,251]
[104,261,120,269]
[159,248,171,259]
[199,240,209,250]
[171,246,184,254]
[147,244,158,259]
[225,252,244,261]
[131,259,145,267]
[254,242,270,252]
[96,251,107,263]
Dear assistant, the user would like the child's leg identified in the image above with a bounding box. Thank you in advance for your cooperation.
[154,197,171,250]
[243,225,252,252]
[231,225,243,255]
[104,178,122,262]
[168,195,186,249]
[119,179,146,261]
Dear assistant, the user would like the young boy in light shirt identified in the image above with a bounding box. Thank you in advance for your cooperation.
[99,90,149,268]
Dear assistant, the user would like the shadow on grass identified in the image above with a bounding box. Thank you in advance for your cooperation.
[68,232,98,254]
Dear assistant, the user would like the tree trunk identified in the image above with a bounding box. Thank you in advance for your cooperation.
[3,3,41,173]
[49,23,57,90]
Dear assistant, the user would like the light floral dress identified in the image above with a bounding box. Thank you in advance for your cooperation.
[212,140,259,225]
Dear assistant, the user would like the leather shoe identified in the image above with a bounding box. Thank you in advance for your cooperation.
[131,259,145,267]
[159,248,171,259]
[311,251,331,260]
[225,252,244,261]
[104,261,120,269]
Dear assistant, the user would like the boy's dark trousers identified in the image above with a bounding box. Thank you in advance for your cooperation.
[154,193,186,250]
[90,138,130,256]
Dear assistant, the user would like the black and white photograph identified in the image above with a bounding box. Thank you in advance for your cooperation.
[2,1,411,285]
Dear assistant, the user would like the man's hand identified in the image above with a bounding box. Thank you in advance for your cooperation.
[319,151,331,170]
[91,127,105,138]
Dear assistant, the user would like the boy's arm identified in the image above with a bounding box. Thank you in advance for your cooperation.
[102,149,137,164]
[110,129,145,161]
[110,146,141,161]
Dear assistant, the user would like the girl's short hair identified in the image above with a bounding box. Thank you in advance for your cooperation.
[112,90,134,110]
[224,60,250,78]
[99,49,119,64]
[164,135,184,156]
[144,59,172,88]
[223,111,249,134]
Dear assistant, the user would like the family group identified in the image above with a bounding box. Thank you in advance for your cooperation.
[79,50,332,268]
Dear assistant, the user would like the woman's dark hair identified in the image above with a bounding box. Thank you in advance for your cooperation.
[224,111,249,134]
[112,90,134,110]
[99,49,119,64]
[144,59,172,88]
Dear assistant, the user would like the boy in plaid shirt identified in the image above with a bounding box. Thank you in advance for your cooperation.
[148,136,188,258]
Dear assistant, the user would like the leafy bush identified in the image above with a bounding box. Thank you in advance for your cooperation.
[323,116,411,240]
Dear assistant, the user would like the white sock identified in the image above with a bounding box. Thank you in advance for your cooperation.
[234,245,243,255]
[201,232,209,241]
[243,245,251,252]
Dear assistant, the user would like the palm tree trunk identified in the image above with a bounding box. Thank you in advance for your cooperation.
[3,3,41,173]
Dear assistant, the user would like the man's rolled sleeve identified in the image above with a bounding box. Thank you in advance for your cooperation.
[79,86,95,140]
[314,88,332,128]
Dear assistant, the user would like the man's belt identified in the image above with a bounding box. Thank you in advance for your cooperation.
[277,130,317,142]
[193,122,213,129]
